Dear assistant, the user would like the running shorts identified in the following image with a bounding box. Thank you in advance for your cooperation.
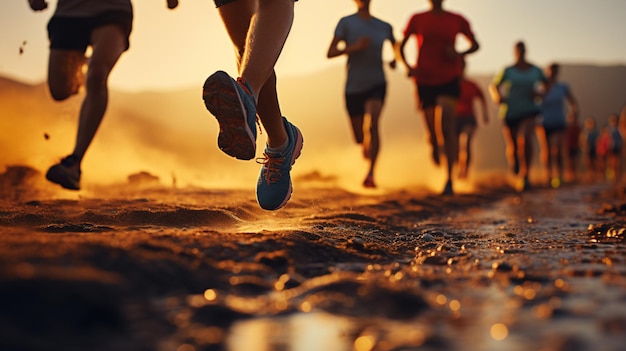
[416,77,461,110]
[215,0,298,7]
[48,11,133,51]
[345,84,387,117]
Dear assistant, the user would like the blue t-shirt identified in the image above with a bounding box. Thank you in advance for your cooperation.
[610,127,623,152]
[541,82,571,128]
[493,65,546,121]
[334,14,394,94]
[586,129,599,154]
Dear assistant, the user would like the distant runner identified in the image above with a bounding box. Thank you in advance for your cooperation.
[490,41,546,191]
[327,0,397,188]
[455,59,489,179]
[536,63,579,188]
[399,0,479,195]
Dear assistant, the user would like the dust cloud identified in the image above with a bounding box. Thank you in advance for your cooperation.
[0,70,512,196]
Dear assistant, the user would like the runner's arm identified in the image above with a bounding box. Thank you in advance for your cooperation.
[327,36,370,58]
[489,69,506,104]
[387,34,397,70]
[399,35,416,77]
[477,88,489,124]
[458,36,479,57]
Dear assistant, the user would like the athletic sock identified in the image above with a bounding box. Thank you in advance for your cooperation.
[267,139,288,154]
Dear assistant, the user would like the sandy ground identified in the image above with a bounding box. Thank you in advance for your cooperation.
[0,168,625,351]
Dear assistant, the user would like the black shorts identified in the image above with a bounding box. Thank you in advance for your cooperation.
[47,11,133,52]
[345,84,387,117]
[417,78,461,110]
[505,112,540,129]
[456,115,477,134]
[543,125,566,139]
[214,0,297,7]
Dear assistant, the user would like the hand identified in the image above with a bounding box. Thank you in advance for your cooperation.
[28,0,48,11]
[167,0,178,9]
[352,36,371,52]
[444,46,459,60]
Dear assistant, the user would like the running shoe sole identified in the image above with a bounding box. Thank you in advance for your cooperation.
[202,71,256,160]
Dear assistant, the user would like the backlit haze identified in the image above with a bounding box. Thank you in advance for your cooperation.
[3,0,626,90]
[1,0,626,193]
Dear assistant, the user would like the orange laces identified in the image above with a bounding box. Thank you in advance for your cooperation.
[257,152,285,185]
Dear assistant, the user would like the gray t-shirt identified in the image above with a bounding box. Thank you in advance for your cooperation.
[334,14,394,94]
[54,0,132,17]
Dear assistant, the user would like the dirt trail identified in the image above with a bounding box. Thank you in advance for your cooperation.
[0,183,624,351]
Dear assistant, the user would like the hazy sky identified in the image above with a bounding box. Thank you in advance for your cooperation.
[2,0,625,91]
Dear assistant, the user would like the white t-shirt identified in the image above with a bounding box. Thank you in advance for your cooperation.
[333,14,394,94]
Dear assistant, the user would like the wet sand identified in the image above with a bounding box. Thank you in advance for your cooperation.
[0,173,625,351]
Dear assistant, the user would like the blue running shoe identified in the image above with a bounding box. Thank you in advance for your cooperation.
[256,118,303,210]
[46,154,81,190]
[202,71,257,160]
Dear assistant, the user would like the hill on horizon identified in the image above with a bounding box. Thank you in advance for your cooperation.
[1,63,625,192]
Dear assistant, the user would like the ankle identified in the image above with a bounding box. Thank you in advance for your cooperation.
[267,139,288,153]
[236,77,258,104]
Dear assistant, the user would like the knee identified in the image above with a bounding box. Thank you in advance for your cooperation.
[49,87,72,101]
[48,80,76,101]
[85,67,110,92]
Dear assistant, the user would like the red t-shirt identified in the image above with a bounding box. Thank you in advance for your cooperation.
[565,124,582,150]
[403,11,475,86]
[456,79,483,117]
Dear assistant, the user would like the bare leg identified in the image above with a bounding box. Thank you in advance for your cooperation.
[421,106,440,165]
[437,96,459,187]
[364,99,383,176]
[518,117,536,181]
[348,114,365,144]
[551,131,565,182]
[70,25,126,161]
[458,125,475,179]
[218,0,293,148]
[503,124,519,175]
[48,50,86,101]
[536,125,549,183]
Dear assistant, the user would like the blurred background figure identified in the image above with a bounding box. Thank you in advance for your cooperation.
[490,41,546,191]
[399,0,479,195]
[327,0,396,189]
[536,63,579,188]
[619,104,626,181]
[455,59,489,180]
[564,112,582,182]
[605,114,623,181]
[582,117,601,182]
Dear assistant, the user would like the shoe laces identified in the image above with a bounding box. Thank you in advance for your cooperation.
[257,152,285,185]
